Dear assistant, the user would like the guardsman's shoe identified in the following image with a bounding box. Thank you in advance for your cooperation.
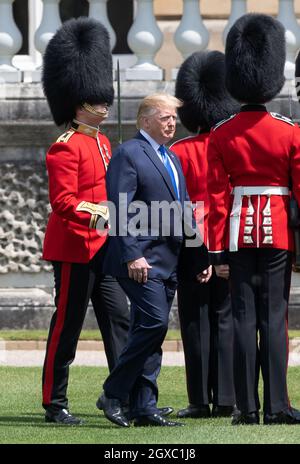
[176,404,211,418]
[231,411,259,425]
[45,408,83,425]
[264,407,300,425]
[212,404,240,418]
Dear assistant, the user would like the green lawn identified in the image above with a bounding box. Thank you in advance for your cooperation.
[1,329,300,341]
[1,366,300,444]
[0,329,181,341]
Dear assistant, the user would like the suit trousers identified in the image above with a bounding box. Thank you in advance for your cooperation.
[177,271,235,407]
[229,248,292,415]
[103,273,177,418]
[42,246,130,412]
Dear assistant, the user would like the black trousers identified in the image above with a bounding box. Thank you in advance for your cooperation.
[229,248,292,415]
[42,247,130,412]
[177,271,235,407]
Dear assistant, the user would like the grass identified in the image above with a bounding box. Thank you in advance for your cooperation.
[0,366,300,444]
[1,329,300,341]
[0,329,181,341]
[289,330,300,339]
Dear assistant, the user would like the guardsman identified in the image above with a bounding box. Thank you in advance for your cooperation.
[171,51,239,419]
[41,17,130,425]
[293,51,300,269]
[207,13,300,425]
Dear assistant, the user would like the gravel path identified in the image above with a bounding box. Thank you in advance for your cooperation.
[0,349,299,367]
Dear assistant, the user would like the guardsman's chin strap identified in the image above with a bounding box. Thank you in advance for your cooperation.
[82,102,109,119]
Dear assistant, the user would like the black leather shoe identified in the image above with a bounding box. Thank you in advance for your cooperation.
[231,411,259,425]
[119,406,174,422]
[158,406,174,417]
[96,392,130,427]
[176,404,211,419]
[134,413,184,427]
[264,407,300,425]
[212,404,240,418]
[45,408,83,425]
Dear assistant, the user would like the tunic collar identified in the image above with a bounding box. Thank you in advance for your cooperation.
[71,119,99,138]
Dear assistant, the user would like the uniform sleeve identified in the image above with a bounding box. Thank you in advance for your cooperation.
[46,142,108,229]
[290,125,300,208]
[171,147,208,268]
[207,132,230,264]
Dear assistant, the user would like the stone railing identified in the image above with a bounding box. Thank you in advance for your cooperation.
[0,0,300,83]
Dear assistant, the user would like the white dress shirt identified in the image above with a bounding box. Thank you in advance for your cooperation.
[139,129,180,196]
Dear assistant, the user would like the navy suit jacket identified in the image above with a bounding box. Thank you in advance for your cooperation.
[103,132,201,279]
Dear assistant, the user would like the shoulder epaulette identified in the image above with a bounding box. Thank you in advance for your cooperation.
[270,112,295,126]
[56,129,75,143]
[170,136,194,149]
[212,114,237,131]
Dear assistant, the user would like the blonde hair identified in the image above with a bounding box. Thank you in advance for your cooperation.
[136,93,182,129]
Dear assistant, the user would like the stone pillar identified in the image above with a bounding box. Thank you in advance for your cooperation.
[0,0,22,83]
[125,0,163,80]
[174,0,209,58]
[31,0,61,82]
[23,0,43,83]
[88,0,116,51]
[223,0,246,44]
[34,0,61,56]
[172,0,209,79]
[278,0,300,81]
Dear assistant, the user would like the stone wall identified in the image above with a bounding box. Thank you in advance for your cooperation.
[0,162,50,274]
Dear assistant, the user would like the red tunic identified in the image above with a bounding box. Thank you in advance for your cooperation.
[207,106,300,264]
[170,133,210,246]
[43,128,111,263]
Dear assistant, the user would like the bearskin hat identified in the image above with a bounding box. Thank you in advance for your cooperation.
[42,17,114,126]
[225,13,286,103]
[175,51,240,133]
[295,51,300,100]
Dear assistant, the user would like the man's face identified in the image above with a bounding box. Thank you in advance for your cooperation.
[143,105,177,144]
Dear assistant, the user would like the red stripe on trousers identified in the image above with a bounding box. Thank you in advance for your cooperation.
[43,262,71,405]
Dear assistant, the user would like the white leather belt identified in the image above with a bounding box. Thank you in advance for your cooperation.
[229,186,289,252]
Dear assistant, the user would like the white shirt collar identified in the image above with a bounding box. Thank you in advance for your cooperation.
[139,129,161,153]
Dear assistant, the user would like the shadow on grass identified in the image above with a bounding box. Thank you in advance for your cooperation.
[0,414,130,430]
[20,412,102,418]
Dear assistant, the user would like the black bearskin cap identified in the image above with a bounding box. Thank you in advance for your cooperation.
[295,51,300,100]
[42,17,114,126]
[225,13,286,103]
[175,51,240,133]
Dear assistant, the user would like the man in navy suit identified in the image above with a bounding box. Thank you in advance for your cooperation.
[97,93,210,427]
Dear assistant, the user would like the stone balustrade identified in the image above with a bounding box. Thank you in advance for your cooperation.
[0,0,300,83]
